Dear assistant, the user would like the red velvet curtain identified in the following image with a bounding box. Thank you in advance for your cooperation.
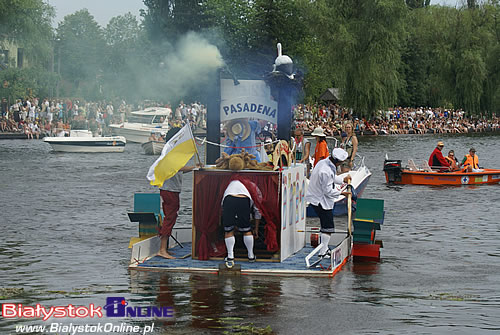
[194,171,280,260]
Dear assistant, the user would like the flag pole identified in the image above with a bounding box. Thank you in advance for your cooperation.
[189,123,204,167]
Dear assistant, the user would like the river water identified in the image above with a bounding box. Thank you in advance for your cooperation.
[1,133,499,334]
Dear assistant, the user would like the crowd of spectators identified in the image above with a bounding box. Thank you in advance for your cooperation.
[293,104,500,136]
[0,97,207,138]
[1,97,498,139]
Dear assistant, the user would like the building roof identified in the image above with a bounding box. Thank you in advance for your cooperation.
[319,88,340,102]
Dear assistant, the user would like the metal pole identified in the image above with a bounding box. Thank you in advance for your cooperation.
[56,44,60,98]
[277,81,292,141]
[206,68,221,164]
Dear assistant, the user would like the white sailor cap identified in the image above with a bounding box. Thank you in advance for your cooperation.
[331,148,348,161]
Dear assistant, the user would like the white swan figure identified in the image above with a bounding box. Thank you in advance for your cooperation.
[273,43,293,76]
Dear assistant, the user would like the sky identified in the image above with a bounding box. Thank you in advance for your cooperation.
[46,0,146,27]
[46,0,462,28]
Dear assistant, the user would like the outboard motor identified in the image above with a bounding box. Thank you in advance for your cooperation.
[383,159,402,183]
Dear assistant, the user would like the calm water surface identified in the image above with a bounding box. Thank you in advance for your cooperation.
[0,133,499,334]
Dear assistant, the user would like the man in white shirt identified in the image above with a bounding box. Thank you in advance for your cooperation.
[305,148,351,257]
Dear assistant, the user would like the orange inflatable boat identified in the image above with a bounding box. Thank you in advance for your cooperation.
[383,159,500,186]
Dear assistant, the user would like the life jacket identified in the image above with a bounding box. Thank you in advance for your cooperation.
[463,154,478,169]
[445,157,456,170]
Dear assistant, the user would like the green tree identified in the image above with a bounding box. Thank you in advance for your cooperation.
[101,13,145,99]
[0,0,55,66]
[0,67,58,100]
[312,0,408,116]
[142,0,209,42]
[56,9,106,98]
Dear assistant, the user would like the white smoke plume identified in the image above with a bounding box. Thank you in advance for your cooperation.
[148,32,224,99]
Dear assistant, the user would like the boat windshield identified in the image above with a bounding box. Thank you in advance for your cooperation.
[152,115,167,124]
[127,114,168,124]
[127,115,153,124]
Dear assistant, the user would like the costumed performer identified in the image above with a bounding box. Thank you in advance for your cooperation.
[224,118,262,162]
[305,148,352,258]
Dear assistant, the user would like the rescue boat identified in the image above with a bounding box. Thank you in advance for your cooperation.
[383,159,500,186]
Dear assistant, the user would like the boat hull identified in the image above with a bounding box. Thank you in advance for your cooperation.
[141,141,165,155]
[109,125,162,143]
[385,169,500,185]
[44,136,126,153]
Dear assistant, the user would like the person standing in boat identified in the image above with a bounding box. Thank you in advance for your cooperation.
[311,127,329,167]
[157,128,199,259]
[292,127,311,163]
[305,148,352,258]
[339,122,358,173]
[461,148,481,172]
[428,141,450,172]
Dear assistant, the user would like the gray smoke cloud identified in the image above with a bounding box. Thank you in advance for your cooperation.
[140,32,224,101]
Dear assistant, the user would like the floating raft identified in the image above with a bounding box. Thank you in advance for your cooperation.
[129,233,351,278]
[127,164,382,278]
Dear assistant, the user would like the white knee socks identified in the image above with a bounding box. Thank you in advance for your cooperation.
[243,235,254,259]
[225,236,235,258]
[320,233,331,255]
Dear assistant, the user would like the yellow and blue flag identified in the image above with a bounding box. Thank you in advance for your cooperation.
[147,124,196,187]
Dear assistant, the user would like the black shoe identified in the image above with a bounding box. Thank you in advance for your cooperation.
[248,256,256,263]
[318,249,331,259]
[224,256,235,269]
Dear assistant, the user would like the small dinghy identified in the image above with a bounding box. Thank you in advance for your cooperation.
[141,140,165,155]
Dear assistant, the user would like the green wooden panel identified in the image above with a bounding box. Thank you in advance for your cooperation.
[353,220,380,231]
[355,198,384,223]
[134,193,162,215]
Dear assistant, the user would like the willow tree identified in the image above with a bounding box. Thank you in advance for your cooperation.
[311,0,408,116]
[453,3,499,114]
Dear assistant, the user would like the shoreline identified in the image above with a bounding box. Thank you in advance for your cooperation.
[3,128,500,140]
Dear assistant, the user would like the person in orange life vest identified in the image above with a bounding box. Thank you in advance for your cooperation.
[428,141,450,172]
[461,147,480,172]
[311,127,329,167]
[445,150,460,171]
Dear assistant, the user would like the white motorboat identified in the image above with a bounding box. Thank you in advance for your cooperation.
[43,130,126,153]
[141,140,165,155]
[109,107,172,143]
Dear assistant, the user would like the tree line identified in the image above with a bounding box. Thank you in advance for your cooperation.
[0,0,498,116]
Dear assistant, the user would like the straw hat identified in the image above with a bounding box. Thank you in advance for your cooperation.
[437,141,444,147]
[226,119,251,141]
[311,127,326,137]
